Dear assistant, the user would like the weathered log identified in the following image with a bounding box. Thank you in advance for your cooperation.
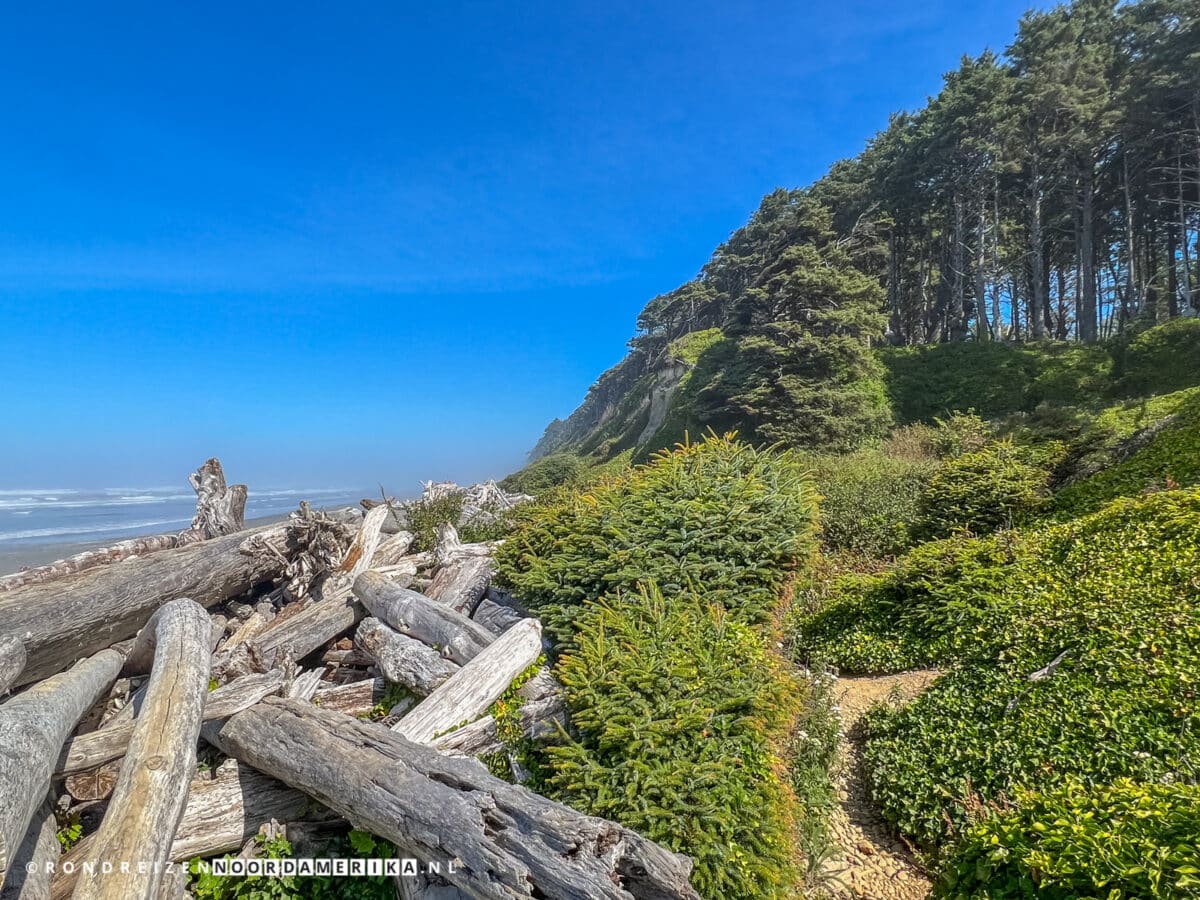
[49,762,314,900]
[353,572,493,665]
[371,531,416,567]
[189,458,247,539]
[327,505,389,587]
[203,697,699,899]
[0,792,56,900]
[0,638,25,697]
[312,677,387,717]
[432,524,497,569]
[355,618,458,695]
[427,556,493,616]
[73,600,213,900]
[0,650,123,890]
[433,669,567,758]
[57,670,284,776]
[393,619,543,744]
[0,524,295,687]
[0,534,184,594]
[470,598,524,635]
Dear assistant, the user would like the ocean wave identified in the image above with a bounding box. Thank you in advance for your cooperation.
[0,517,193,544]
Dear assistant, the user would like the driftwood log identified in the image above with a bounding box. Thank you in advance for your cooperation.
[73,601,213,900]
[0,525,295,687]
[0,535,183,594]
[0,791,56,900]
[371,531,416,567]
[49,762,314,900]
[202,697,698,899]
[427,557,493,616]
[188,458,247,540]
[58,667,284,778]
[0,651,123,890]
[393,618,543,744]
[470,599,524,635]
[353,572,494,665]
[433,669,567,758]
[312,678,389,718]
[0,638,25,697]
[355,618,458,695]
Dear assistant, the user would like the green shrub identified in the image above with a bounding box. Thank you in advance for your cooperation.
[495,434,822,899]
[499,453,585,495]
[544,587,803,899]
[1051,389,1200,519]
[880,342,1037,424]
[916,439,1059,540]
[1118,318,1200,397]
[496,434,819,648]
[810,450,935,558]
[852,489,1200,847]
[936,780,1200,899]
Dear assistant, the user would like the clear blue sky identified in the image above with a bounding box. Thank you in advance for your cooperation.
[0,0,1036,491]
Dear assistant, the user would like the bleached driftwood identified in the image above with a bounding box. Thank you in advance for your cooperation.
[354,618,458,695]
[471,598,524,635]
[353,572,493,665]
[202,697,699,899]
[0,650,123,891]
[326,505,389,587]
[0,638,25,697]
[188,458,247,540]
[393,619,543,745]
[49,762,314,900]
[73,600,213,900]
[0,534,184,594]
[57,670,284,776]
[433,668,566,758]
[371,531,416,567]
[0,524,296,686]
[427,556,493,616]
[0,791,56,900]
[432,524,497,569]
[312,678,388,718]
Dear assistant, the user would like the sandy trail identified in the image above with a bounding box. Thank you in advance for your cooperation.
[821,670,939,900]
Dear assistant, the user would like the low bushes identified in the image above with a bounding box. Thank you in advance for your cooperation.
[499,452,586,495]
[1117,317,1200,397]
[495,435,825,899]
[914,439,1060,540]
[936,780,1200,900]
[829,489,1200,848]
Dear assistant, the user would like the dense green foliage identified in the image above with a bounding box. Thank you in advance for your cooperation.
[937,780,1200,899]
[796,490,1200,851]
[1117,318,1200,397]
[915,439,1060,540]
[495,436,825,899]
[498,452,585,495]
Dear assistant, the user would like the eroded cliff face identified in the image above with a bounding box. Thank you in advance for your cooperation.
[529,344,691,463]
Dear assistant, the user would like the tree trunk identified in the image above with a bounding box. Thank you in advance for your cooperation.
[0,650,124,890]
[975,197,989,340]
[1079,162,1098,342]
[1030,159,1047,339]
[0,524,296,687]
[73,601,212,900]
[355,618,459,695]
[393,619,543,745]
[1179,152,1194,312]
[57,670,284,777]
[203,697,699,899]
[353,572,494,666]
[312,677,390,718]
[0,535,184,594]
[427,557,493,616]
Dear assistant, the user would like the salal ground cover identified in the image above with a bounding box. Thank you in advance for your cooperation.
[787,321,1200,898]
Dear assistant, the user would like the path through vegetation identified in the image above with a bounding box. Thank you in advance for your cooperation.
[823,670,939,900]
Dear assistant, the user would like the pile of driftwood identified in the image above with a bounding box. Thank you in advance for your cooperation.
[0,460,698,900]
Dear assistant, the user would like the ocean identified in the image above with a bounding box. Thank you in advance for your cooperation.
[0,486,368,573]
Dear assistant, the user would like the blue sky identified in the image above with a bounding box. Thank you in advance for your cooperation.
[0,0,1037,490]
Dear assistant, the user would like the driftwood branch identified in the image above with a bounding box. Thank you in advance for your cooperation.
[73,600,213,900]
[203,697,698,899]
[0,650,124,890]
[0,791,56,900]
